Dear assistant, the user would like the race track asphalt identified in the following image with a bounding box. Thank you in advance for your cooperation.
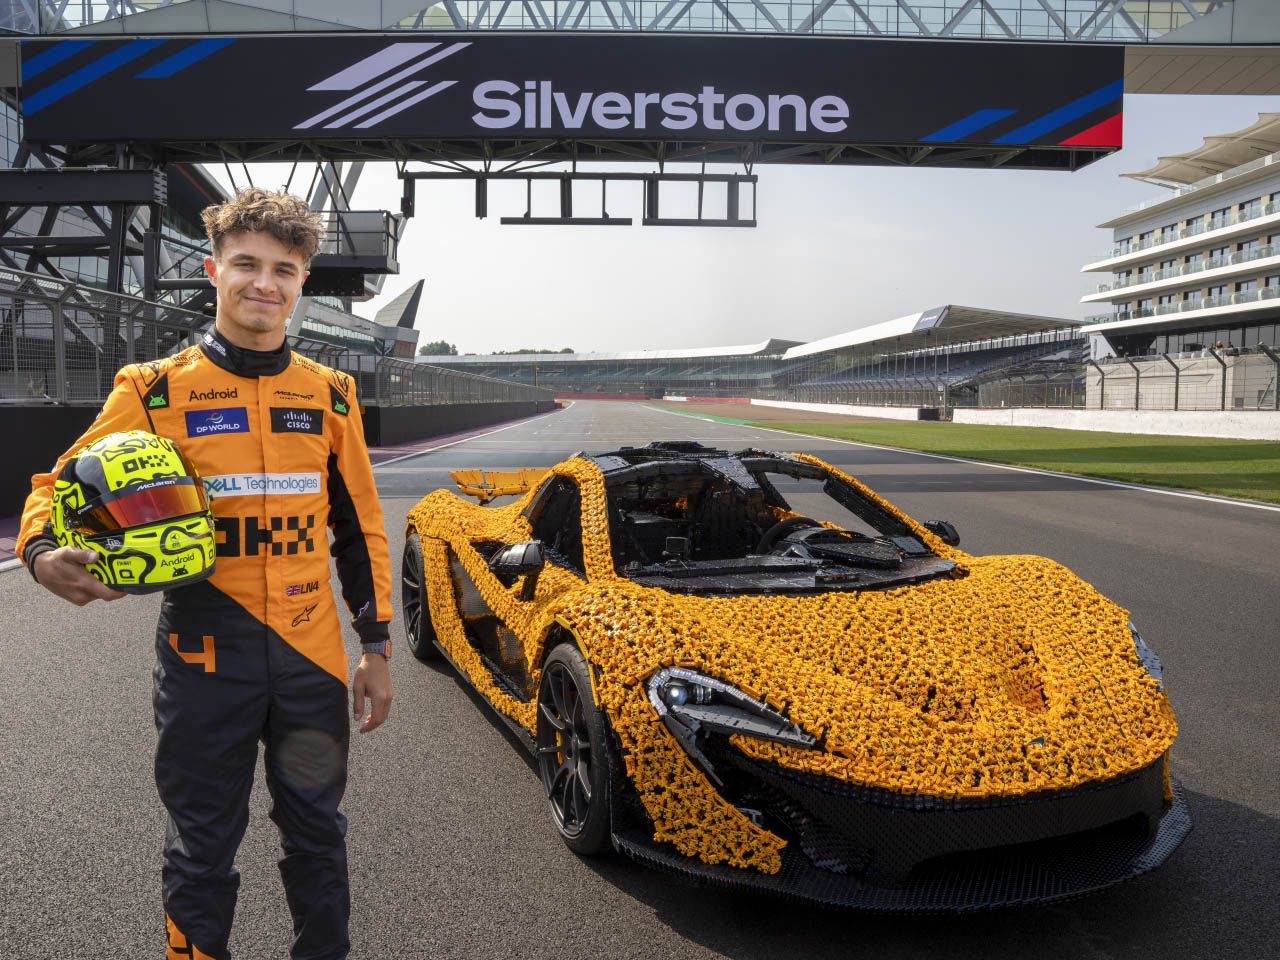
[2,399,1277,959]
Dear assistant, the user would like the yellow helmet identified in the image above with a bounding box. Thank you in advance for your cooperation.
[49,430,216,594]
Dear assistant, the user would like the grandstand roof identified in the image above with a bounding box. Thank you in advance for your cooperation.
[415,338,802,364]
[781,306,1079,360]
[1119,113,1280,188]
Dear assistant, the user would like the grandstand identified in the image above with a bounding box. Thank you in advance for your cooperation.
[417,306,1088,410]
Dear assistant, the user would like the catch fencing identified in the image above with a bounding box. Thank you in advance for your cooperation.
[0,268,550,407]
[791,372,1087,412]
[1087,351,1280,412]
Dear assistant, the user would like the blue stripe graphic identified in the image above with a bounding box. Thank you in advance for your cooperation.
[992,80,1124,144]
[23,38,168,115]
[21,39,98,82]
[134,37,235,79]
[920,108,1016,143]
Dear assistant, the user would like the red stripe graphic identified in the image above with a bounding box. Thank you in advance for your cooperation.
[1059,113,1122,147]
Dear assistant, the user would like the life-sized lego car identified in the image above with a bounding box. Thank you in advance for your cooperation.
[400,441,1189,911]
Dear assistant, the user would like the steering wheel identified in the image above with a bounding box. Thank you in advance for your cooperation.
[756,516,822,554]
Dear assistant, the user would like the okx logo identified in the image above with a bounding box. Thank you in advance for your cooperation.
[185,407,250,438]
[294,40,469,131]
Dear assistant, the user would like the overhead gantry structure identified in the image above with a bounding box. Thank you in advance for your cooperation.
[0,1,1246,45]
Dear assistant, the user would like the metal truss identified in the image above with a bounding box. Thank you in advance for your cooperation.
[5,0,1234,43]
[47,133,1111,174]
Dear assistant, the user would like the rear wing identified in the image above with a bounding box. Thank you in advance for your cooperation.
[450,468,549,504]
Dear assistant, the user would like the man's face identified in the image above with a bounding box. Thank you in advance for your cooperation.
[204,230,308,345]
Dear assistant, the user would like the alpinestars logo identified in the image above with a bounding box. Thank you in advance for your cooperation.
[295,41,470,130]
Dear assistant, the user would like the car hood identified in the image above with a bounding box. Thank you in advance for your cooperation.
[555,552,1176,801]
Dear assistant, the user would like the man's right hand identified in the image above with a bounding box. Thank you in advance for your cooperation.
[33,547,126,605]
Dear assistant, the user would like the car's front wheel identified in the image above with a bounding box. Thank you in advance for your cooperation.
[401,531,441,662]
[536,643,611,855]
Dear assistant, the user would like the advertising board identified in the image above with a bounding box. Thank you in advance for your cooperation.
[20,34,1124,151]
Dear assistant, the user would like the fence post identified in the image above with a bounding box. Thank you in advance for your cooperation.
[52,284,75,404]
[1123,358,1141,410]
[1207,347,1227,410]
[1259,345,1280,410]
[1162,353,1179,410]
[1087,360,1105,409]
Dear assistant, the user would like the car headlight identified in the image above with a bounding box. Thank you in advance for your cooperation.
[647,667,817,749]
[1129,620,1165,692]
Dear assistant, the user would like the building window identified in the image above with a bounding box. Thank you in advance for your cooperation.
[1211,206,1230,221]
[1138,264,1154,278]
[1160,258,1176,272]
[1185,252,1203,266]
[1139,230,1154,242]
[1137,298,1153,310]
[1158,294,1177,305]
[1267,276,1280,288]
[1237,279,1258,293]
[1160,224,1177,239]
[1117,237,1131,251]
[1184,289,1202,302]
[1239,238,1260,253]
[1240,197,1262,216]
[1207,285,1228,297]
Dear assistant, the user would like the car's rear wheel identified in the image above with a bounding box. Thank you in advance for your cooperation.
[536,643,611,855]
[401,532,441,661]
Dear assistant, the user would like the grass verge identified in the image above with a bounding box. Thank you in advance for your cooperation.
[747,421,1280,504]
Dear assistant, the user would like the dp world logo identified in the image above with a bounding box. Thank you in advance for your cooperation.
[207,412,223,425]
[296,41,470,131]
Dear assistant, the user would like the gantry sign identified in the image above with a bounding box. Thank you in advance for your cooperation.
[19,34,1123,169]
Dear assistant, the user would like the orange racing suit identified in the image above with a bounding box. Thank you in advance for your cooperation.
[19,327,392,960]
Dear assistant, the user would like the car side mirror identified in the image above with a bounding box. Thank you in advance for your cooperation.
[923,520,960,546]
[489,540,546,577]
[489,540,546,599]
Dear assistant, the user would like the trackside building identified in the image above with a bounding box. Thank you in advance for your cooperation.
[1079,113,1280,410]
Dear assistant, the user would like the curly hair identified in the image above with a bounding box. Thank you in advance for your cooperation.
[201,187,325,264]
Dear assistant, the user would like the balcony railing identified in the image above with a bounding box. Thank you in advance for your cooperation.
[323,211,399,263]
[1089,201,1280,263]
[1117,149,1280,218]
[1093,244,1280,292]
[1083,285,1280,324]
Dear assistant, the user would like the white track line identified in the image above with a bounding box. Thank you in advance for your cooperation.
[0,558,22,573]
[645,404,1280,514]
[371,403,571,468]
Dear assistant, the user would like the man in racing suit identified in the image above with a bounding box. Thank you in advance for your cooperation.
[18,188,392,960]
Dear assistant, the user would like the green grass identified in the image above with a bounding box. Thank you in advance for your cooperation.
[746,421,1280,503]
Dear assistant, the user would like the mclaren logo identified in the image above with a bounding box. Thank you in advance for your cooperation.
[295,41,469,130]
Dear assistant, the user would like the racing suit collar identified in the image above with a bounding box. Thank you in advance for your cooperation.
[199,327,291,378]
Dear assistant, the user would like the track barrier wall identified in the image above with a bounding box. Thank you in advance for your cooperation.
[953,407,1280,440]
[750,399,930,421]
[362,400,557,446]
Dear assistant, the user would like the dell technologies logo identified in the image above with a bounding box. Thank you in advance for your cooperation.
[298,41,849,136]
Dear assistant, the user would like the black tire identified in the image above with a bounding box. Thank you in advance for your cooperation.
[756,515,821,553]
[535,643,612,855]
[401,531,441,661]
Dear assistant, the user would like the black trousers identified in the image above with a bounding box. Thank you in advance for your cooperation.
[154,584,350,960]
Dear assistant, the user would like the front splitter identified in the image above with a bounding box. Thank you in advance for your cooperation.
[611,778,1192,913]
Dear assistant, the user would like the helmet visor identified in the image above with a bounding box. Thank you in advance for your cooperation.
[73,477,208,536]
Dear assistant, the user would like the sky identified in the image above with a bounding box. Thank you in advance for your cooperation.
[211,93,1280,355]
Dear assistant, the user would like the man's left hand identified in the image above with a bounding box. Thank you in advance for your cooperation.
[352,654,392,734]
